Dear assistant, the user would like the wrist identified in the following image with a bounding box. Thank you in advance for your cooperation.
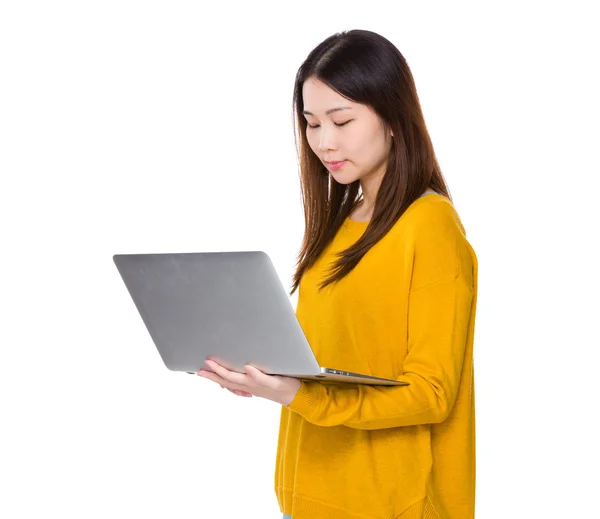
[281,378,302,406]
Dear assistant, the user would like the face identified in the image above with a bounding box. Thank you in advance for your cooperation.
[301,76,393,186]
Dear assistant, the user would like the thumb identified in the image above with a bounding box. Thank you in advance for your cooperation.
[245,364,278,389]
[245,364,258,376]
[245,364,264,381]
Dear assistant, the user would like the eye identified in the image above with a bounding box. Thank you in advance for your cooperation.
[307,120,353,129]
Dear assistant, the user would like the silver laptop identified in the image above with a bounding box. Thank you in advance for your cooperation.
[113,251,408,387]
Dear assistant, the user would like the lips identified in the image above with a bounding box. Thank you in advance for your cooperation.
[325,160,347,171]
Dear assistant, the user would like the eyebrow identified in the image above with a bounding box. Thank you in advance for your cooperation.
[302,107,352,116]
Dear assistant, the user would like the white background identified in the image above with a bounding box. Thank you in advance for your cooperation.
[1,1,598,518]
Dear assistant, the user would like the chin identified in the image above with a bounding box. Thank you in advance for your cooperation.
[331,176,356,186]
[331,173,360,185]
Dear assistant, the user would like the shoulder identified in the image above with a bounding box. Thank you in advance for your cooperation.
[402,195,465,236]
[388,194,466,248]
[395,195,475,290]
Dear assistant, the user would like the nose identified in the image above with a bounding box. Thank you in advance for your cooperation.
[317,126,337,152]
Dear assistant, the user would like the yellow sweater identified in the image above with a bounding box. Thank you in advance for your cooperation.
[275,193,478,519]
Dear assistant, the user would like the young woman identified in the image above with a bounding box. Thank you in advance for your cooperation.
[198,29,478,519]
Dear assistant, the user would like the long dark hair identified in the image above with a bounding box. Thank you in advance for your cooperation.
[289,29,452,296]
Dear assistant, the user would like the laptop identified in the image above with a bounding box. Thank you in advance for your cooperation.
[113,251,408,387]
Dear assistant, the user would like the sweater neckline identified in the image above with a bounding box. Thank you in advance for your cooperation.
[344,192,444,229]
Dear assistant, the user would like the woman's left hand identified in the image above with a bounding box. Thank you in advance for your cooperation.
[197,359,302,406]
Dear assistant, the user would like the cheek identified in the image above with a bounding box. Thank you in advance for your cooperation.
[345,132,369,159]
[306,131,318,153]
[360,130,387,158]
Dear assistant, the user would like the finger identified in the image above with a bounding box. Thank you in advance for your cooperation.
[200,371,250,393]
[227,388,253,398]
[197,370,229,387]
[205,360,249,386]
[244,365,277,388]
